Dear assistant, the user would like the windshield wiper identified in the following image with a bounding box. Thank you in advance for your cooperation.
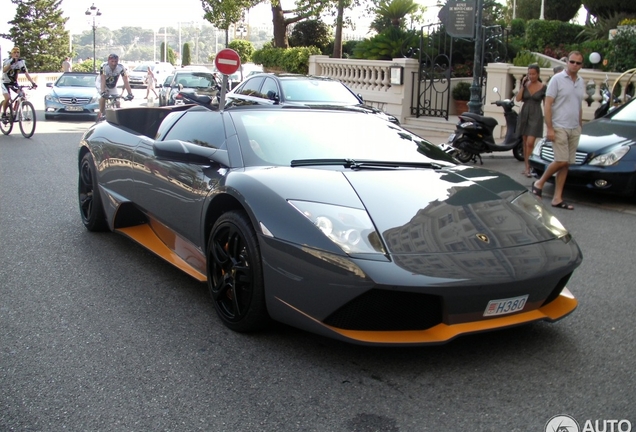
[290,158,444,169]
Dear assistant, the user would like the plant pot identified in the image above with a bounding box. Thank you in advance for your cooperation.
[454,100,469,115]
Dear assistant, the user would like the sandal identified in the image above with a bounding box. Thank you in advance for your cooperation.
[522,171,533,178]
[552,201,574,210]
[531,182,543,198]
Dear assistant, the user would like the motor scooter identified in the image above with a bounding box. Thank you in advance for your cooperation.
[440,87,524,164]
[594,74,623,119]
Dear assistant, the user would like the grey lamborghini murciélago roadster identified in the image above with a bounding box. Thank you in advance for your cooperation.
[78,100,582,346]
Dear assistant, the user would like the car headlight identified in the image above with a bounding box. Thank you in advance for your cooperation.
[288,200,387,255]
[90,96,99,103]
[512,192,569,239]
[45,95,59,103]
[588,145,630,166]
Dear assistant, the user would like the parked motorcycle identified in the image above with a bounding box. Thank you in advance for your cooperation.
[594,75,622,119]
[440,87,524,164]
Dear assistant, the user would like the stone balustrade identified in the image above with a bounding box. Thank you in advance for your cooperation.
[309,55,633,138]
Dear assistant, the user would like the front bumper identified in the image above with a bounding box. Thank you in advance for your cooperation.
[45,101,99,118]
[529,152,636,197]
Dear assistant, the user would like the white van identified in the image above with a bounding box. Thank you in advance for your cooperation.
[128,62,175,88]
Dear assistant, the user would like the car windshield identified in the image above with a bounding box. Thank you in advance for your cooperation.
[233,110,453,167]
[55,74,98,87]
[175,73,215,89]
[134,64,152,72]
[279,79,360,104]
[610,99,636,122]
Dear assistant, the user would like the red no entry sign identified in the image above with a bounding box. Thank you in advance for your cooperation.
[215,49,241,75]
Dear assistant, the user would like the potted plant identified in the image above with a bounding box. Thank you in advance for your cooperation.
[452,81,471,114]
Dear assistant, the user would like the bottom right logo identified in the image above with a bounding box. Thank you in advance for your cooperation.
[545,414,580,432]
[545,415,633,432]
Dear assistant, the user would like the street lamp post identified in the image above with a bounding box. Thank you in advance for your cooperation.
[85,3,101,73]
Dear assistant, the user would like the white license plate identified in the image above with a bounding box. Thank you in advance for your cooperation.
[448,133,456,142]
[65,106,83,112]
[483,295,528,317]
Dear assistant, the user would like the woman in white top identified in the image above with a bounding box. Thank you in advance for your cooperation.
[144,66,158,99]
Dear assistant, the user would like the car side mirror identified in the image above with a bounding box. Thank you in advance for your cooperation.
[266,90,280,103]
[357,93,364,103]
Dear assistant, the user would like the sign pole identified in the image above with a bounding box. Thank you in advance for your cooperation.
[214,48,241,111]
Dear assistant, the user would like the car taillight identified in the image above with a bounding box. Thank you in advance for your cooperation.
[175,94,183,100]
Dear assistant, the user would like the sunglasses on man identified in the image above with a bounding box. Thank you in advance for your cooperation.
[569,60,583,65]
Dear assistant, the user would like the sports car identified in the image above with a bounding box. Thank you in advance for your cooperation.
[529,96,636,197]
[77,100,582,346]
[44,72,100,120]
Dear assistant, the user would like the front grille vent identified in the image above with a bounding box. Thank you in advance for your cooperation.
[60,97,92,105]
[540,146,587,165]
[323,289,443,331]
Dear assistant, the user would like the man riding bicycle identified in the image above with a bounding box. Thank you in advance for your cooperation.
[2,46,37,122]
[99,53,134,118]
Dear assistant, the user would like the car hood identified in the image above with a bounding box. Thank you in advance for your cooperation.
[344,166,557,253]
[245,165,558,254]
[578,119,636,153]
[49,87,99,98]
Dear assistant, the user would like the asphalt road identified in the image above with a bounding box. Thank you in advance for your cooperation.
[1,90,635,431]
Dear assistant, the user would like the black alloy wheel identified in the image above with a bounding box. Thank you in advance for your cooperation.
[78,153,108,232]
[207,211,269,332]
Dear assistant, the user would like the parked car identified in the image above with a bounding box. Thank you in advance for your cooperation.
[44,72,100,120]
[157,74,174,107]
[229,73,400,124]
[529,96,636,197]
[158,70,220,106]
[77,102,582,346]
[128,62,175,88]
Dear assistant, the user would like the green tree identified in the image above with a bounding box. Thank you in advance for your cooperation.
[289,20,332,51]
[159,42,177,65]
[182,43,192,66]
[201,0,259,47]
[1,0,70,72]
[583,0,636,19]
[228,39,255,63]
[515,0,582,21]
[202,0,328,49]
[372,0,420,30]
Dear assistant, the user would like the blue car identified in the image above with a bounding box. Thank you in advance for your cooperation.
[44,72,100,120]
[529,96,636,197]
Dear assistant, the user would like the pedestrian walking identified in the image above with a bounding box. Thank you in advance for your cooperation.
[516,64,546,177]
[531,51,586,210]
[144,67,158,99]
[62,57,71,72]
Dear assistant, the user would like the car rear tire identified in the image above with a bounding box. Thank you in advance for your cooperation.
[78,152,108,232]
[207,211,269,332]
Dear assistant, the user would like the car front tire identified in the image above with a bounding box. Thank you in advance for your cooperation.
[207,211,269,332]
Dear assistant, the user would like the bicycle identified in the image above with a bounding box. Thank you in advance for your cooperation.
[1,84,37,138]
[97,92,134,122]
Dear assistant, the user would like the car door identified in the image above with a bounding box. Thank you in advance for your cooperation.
[132,110,227,248]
